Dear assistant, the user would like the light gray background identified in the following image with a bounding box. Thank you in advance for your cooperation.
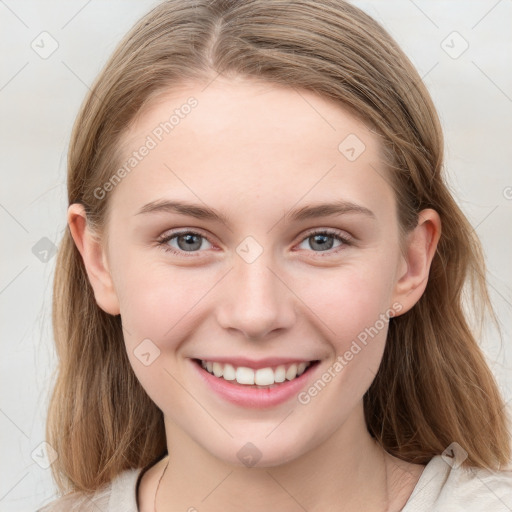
[1,1,511,510]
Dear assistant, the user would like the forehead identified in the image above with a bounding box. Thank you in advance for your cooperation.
[110,78,395,224]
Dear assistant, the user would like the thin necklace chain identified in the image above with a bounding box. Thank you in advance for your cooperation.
[154,451,390,511]
[154,457,170,512]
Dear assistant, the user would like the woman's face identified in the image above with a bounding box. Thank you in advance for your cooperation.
[98,77,413,466]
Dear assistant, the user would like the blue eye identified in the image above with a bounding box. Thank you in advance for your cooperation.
[297,229,352,253]
[157,231,213,256]
[156,228,352,257]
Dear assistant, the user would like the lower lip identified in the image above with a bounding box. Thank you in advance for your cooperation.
[190,359,320,409]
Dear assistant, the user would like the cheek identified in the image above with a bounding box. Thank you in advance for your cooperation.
[294,263,397,417]
[118,263,213,340]
[116,261,212,412]
[298,257,397,347]
[294,255,399,402]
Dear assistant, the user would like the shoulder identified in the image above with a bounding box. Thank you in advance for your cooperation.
[37,468,143,512]
[403,455,512,512]
[443,462,512,510]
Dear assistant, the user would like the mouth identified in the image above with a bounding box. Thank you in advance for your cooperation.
[192,358,320,389]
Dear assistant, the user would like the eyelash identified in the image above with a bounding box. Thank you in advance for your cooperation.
[156,228,353,258]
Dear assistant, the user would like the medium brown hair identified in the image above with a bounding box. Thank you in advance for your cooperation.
[46,0,510,498]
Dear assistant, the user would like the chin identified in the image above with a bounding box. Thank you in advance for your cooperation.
[207,434,311,469]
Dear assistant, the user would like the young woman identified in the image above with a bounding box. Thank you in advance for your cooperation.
[40,1,512,510]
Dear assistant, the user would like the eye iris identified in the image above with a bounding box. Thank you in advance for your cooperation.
[310,234,334,251]
[177,233,202,251]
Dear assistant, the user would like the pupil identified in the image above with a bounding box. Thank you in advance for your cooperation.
[311,234,333,251]
[178,234,201,251]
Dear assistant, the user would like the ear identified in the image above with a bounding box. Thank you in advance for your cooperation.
[391,208,441,315]
[67,203,120,316]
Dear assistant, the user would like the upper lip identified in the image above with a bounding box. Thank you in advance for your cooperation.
[192,357,318,370]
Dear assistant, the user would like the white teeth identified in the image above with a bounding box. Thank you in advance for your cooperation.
[274,365,286,383]
[255,368,274,386]
[222,363,236,381]
[236,366,255,385]
[285,364,297,380]
[199,359,314,386]
[212,362,223,377]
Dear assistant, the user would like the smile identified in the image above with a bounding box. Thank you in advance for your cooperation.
[190,356,322,408]
[198,359,315,388]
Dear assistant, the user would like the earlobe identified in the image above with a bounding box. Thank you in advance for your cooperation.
[67,203,120,316]
[391,208,441,315]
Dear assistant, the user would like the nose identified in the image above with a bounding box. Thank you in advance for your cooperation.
[216,252,296,340]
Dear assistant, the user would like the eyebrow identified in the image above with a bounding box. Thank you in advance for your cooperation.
[135,199,376,224]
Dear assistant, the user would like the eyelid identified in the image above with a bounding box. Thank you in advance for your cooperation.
[157,227,213,242]
[300,227,353,243]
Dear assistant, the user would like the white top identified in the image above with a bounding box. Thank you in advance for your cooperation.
[39,455,512,511]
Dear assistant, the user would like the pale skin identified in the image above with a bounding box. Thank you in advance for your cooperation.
[69,77,441,511]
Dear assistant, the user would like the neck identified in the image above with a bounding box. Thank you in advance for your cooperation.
[155,404,398,512]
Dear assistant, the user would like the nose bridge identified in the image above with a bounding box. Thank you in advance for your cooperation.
[216,237,295,339]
